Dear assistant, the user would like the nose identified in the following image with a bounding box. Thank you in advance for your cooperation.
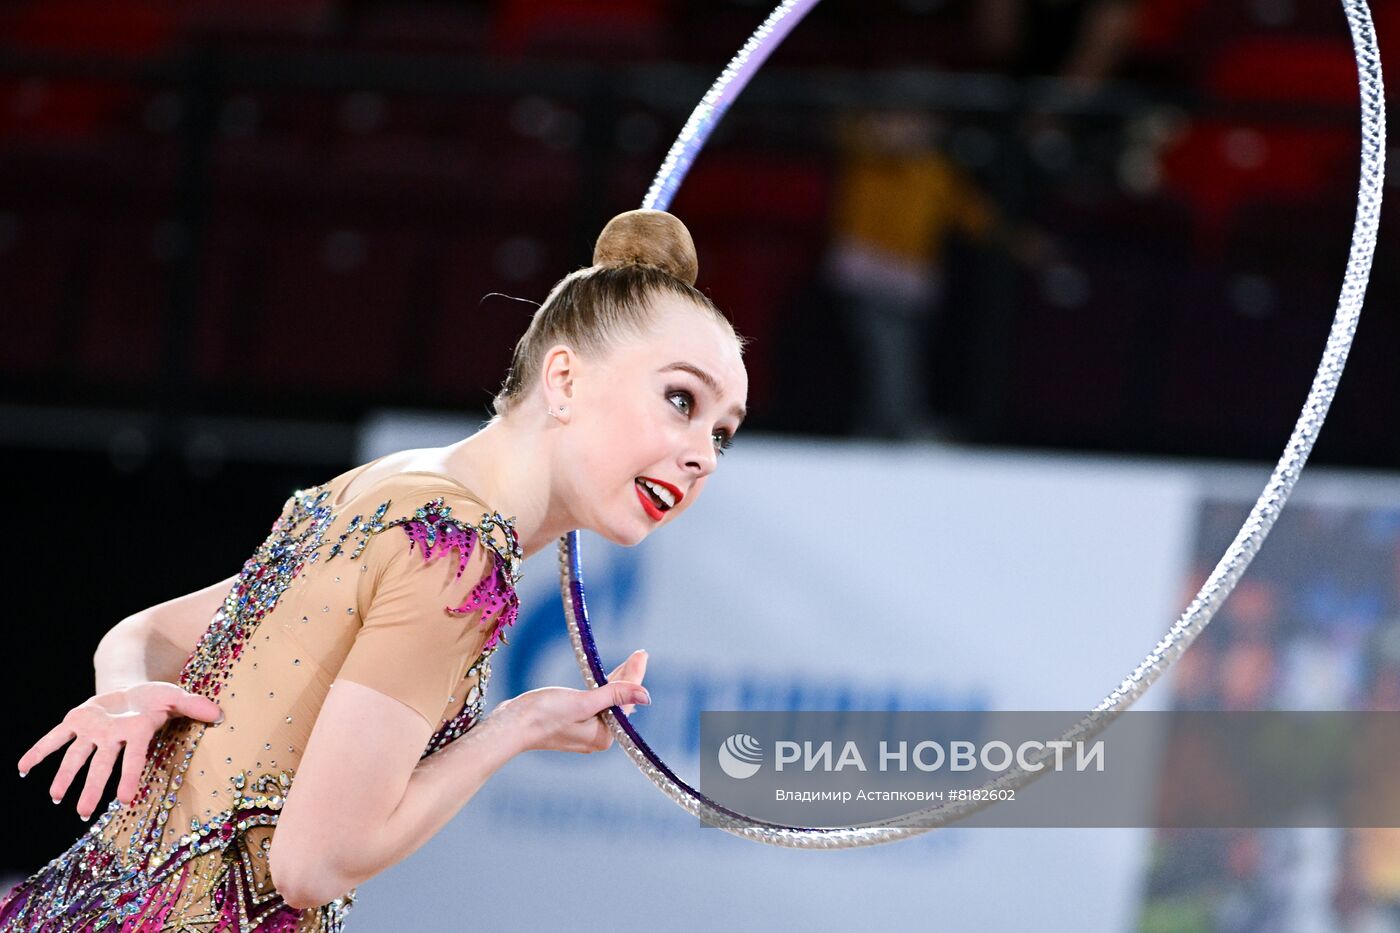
[682,427,718,478]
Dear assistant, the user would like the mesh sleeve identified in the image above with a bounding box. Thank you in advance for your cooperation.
[334,517,505,728]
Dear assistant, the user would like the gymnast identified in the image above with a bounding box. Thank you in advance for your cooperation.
[2,208,749,929]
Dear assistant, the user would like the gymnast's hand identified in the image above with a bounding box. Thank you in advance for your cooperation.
[493,649,651,755]
[17,682,224,820]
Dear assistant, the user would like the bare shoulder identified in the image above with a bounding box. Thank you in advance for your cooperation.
[339,453,496,518]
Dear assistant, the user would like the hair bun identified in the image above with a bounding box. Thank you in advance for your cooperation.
[592,209,699,287]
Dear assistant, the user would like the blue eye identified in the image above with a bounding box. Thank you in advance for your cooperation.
[667,389,692,415]
[667,389,734,457]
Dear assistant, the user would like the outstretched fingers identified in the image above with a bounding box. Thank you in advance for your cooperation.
[18,721,77,778]
[49,737,97,806]
[76,744,119,820]
[116,735,151,806]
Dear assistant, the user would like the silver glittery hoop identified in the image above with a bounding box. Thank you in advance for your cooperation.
[556,0,1386,847]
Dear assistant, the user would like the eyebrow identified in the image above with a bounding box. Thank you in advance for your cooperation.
[659,362,747,426]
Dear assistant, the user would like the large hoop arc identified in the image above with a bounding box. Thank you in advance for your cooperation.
[555,0,1386,847]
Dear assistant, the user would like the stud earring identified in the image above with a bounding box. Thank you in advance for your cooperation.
[547,405,568,420]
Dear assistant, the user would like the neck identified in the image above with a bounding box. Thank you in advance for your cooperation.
[439,413,577,560]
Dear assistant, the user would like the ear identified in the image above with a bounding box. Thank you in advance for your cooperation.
[541,344,576,419]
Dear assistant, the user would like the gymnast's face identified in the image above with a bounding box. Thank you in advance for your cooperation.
[556,294,748,547]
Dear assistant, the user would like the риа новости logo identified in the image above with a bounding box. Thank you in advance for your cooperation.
[718,734,763,779]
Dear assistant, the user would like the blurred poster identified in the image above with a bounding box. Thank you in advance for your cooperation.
[1139,482,1400,933]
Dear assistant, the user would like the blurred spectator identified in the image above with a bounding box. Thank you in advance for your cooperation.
[822,107,1049,440]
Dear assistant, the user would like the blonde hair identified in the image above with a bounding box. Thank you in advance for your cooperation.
[491,209,749,417]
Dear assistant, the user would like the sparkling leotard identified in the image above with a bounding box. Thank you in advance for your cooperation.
[0,461,522,931]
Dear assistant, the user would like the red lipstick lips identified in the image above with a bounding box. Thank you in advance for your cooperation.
[635,476,683,522]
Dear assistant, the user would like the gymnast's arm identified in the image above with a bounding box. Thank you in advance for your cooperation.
[270,664,649,910]
[267,537,523,909]
[269,541,651,909]
[269,679,525,910]
[93,575,240,693]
